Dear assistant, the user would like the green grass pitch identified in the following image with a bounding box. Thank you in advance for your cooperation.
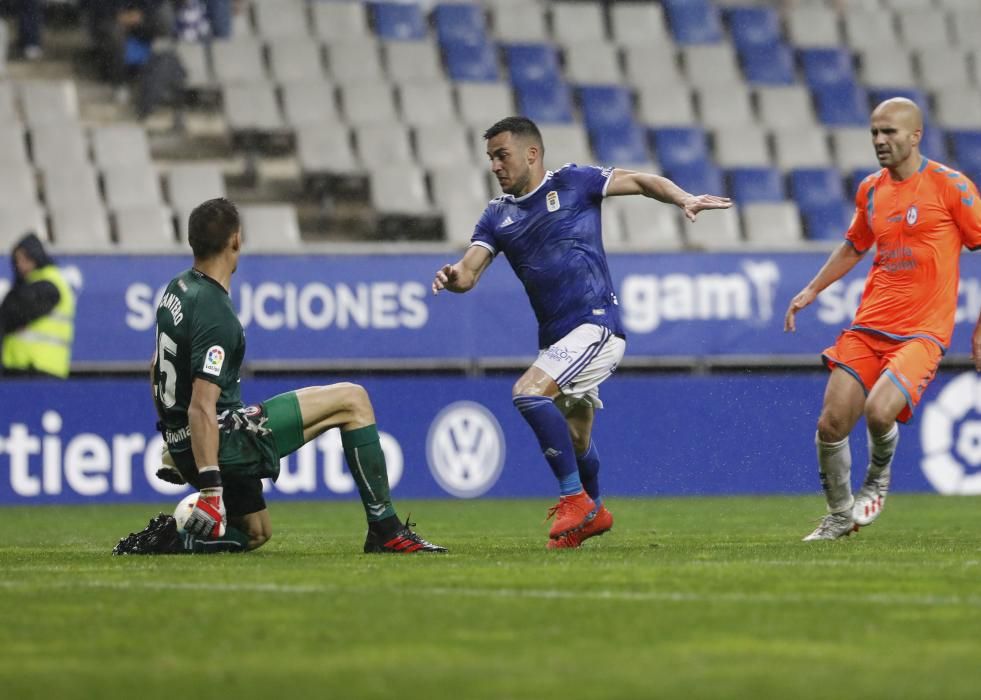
[1,495,979,700]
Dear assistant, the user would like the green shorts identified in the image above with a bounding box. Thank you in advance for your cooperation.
[171,391,305,517]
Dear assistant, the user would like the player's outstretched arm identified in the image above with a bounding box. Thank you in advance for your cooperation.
[432,245,493,295]
[605,168,732,222]
[185,378,226,538]
[784,242,864,332]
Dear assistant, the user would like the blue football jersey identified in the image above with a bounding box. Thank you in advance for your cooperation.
[471,164,624,348]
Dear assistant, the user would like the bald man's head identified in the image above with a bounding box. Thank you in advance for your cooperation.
[870,97,923,174]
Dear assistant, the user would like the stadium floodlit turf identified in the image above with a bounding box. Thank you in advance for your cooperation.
[1,495,979,700]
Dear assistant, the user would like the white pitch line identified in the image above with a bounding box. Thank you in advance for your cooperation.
[0,578,979,609]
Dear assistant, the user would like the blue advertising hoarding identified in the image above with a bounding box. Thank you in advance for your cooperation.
[5,252,981,365]
[2,371,979,506]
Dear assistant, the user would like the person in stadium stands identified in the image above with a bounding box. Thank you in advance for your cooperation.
[432,116,731,549]
[0,232,75,378]
[15,0,44,60]
[785,97,981,541]
[147,198,446,554]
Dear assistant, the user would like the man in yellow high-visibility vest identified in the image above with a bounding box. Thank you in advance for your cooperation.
[0,233,75,378]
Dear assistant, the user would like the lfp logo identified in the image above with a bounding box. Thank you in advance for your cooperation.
[426,401,505,498]
[920,372,981,494]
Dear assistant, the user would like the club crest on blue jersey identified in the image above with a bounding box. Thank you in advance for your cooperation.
[906,205,918,225]
[546,191,560,212]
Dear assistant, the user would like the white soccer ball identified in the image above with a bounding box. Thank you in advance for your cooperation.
[173,492,200,534]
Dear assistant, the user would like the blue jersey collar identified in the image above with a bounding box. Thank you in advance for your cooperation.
[500,170,553,203]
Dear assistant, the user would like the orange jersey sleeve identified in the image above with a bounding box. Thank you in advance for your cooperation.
[845,173,878,253]
[942,170,981,250]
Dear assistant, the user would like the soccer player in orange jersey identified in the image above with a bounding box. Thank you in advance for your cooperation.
[785,97,981,540]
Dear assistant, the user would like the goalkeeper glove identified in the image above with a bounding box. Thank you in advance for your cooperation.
[183,466,226,538]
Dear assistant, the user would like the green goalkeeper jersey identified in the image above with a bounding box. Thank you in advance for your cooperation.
[153,268,245,453]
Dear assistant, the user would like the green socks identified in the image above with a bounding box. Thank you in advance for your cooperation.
[341,424,397,522]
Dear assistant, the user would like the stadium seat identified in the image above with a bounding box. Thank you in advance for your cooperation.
[42,165,103,211]
[103,165,164,211]
[311,0,369,42]
[896,9,950,49]
[756,86,817,129]
[18,80,78,126]
[800,48,856,88]
[341,83,399,125]
[742,202,804,247]
[434,2,488,48]
[431,164,488,246]
[114,205,178,251]
[252,0,308,38]
[696,84,754,128]
[858,47,916,88]
[580,86,635,132]
[622,44,683,89]
[934,88,981,129]
[773,128,833,170]
[601,203,628,251]
[612,195,683,250]
[0,164,38,209]
[665,161,724,198]
[239,204,302,250]
[355,123,413,168]
[49,204,112,252]
[551,1,606,44]
[950,9,981,47]
[164,165,226,213]
[832,128,877,172]
[489,1,548,43]
[610,3,669,47]
[91,125,152,169]
[442,42,500,82]
[685,205,741,249]
[727,167,784,204]
[538,124,592,167]
[399,81,457,127]
[842,10,900,51]
[785,6,840,48]
[30,123,89,171]
[211,38,267,84]
[223,83,287,134]
[370,165,432,216]
[175,42,213,91]
[0,19,6,76]
[0,81,16,123]
[281,80,341,127]
[505,44,561,89]
[415,122,473,169]
[591,125,650,167]
[848,167,880,196]
[637,84,695,126]
[682,45,742,88]
[790,168,847,211]
[651,127,710,170]
[916,48,970,90]
[456,82,515,129]
[563,41,622,85]
[713,125,771,167]
[384,41,444,83]
[515,82,574,124]
[801,201,851,241]
[0,204,48,248]
[0,125,28,165]
[949,131,981,176]
[326,38,385,86]
[267,38,325,83]
[726,6,781,52]
[371,2,427,41]
[740,44,795,85]
[663,0,723,45]
[813,83,869,126]
[296,125,359,178]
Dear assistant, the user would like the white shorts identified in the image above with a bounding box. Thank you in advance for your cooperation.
[532,323,626,412]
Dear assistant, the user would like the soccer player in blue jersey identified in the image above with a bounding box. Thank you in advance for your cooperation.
[432,117,731,548]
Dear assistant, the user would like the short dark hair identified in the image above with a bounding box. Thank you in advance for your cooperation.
[483,116,544,153]
[188,198,240,260]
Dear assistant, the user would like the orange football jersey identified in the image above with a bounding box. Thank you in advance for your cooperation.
[845,158,981,349]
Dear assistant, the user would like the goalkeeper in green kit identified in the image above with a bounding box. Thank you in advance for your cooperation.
[127,197,445,555]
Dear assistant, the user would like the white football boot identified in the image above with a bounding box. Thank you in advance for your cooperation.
[852,464,891,526]
[802,511,858,541]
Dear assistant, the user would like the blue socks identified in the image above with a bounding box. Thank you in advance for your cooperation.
[577,441,602,509]
[513,395,583,496]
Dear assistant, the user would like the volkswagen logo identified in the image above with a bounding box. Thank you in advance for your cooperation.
[426,401,505,498]
[920,372,981,495]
